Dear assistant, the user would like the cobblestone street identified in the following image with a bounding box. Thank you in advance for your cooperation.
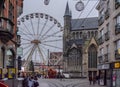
[38,79,107,87]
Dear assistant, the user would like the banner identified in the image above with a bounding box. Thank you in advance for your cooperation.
[8,68,16,79]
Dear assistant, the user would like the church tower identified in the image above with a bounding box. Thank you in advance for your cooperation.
[63,2,71,54]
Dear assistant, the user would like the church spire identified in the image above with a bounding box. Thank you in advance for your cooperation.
[64,2,71,16]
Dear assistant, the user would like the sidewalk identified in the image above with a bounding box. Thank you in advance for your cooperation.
[4,79,23,87]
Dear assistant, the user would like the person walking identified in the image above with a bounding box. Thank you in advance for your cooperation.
[28,77,34,87]
[89,75,92,85]
[33,76,39,87]
[93,76,96,85]
[22,76,28,87]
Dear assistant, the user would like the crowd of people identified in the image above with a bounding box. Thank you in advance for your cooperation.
[22,75,39,87]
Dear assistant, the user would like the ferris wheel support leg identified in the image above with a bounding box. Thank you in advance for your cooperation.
[23,45,37,70]
[37,45,46,64]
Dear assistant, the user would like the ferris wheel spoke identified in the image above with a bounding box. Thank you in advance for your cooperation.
[21,42,31,45]
[21,38,32,42]
[38,19,48,39]
[41,30,62,41]
[22,44,32,50]
[18,27,33,39]
[37,46,46,63]
[22,45,33,58]
[22,22,34,38]
[30,17,36,38]
[42,43,62,50]
[37,16,41,39]
[40,24,55,39]
[23,45,36,67]
[39,46,47,58]
[34,49,37,62]
[42,39,62,43]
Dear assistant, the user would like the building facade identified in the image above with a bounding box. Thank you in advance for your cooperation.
[63,3,98,78]
[49,52,63,72]
[0,0,23,79]
[96,0,120,87]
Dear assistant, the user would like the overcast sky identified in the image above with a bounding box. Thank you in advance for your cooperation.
[19,0,99,62]
[20,0,98,26]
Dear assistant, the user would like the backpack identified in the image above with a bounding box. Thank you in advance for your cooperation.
[34,81,39,87]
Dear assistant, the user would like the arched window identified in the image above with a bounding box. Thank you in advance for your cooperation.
[91,31,94,37]
[80,32,82,38]
[95,31,98,38]
[68,48,82,71]
[76,32,79,39]
[88,44,97,68]
[72,32,75,39]
[88,31,90,39]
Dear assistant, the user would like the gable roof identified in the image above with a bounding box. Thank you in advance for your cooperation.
[71,17,98,30]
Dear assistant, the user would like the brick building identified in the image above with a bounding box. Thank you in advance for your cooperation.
[0,0,23,79]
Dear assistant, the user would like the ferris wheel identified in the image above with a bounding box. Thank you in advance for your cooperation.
[17,13,63,68]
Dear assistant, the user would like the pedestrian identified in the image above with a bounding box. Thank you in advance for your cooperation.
[93,76,96,85]
[96,75,99,84]
[22,76,28,87]
[89,75,92,85]
[28,76,34,87]
[34,76,39,87]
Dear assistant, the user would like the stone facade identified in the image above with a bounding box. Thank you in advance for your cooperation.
[96,0,120,86]
[63,2,98,78]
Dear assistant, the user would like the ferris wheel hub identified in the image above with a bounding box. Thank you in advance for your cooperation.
[31,40,41,45]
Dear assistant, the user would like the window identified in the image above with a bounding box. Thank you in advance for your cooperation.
[88,44,97,68]
[116,15,120,24]
[100,29,104,37]
[100,48,104,55]
[116,40,120,50]
[107,23,109,31]
[106,44,109,53]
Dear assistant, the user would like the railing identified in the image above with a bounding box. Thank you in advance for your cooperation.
[115,23,120,34]
[0,17,14,34]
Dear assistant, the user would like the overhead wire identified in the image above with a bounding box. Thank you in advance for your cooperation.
[79,0,99,27]
[72,0,91,28]
[72,0,99,29]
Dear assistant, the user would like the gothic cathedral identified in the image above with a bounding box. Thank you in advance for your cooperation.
[63,2,99,78]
